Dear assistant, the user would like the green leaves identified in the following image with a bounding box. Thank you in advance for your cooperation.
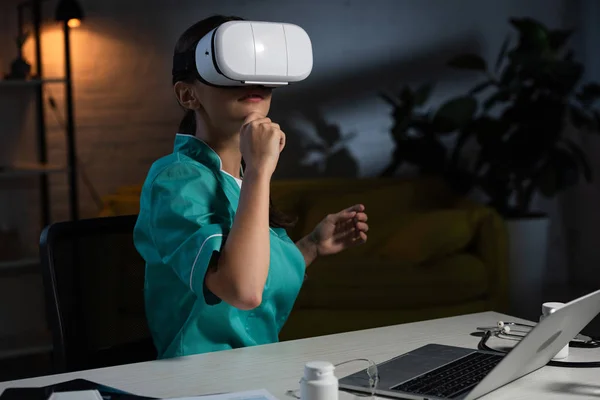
[469,80,494,95]
[548,29,573,52]
[432,96,478,133]
[508,17,573,62]
[447,54,487,72]
[446,16,598,216]
[510,17,548,39]
[382,15,599,216]
[380,92,399,107]
[483,90,510,110]
[413,83,434,106]
[509,17,549,53]
[495,35,511,73]
[380,83,434,110]
[381,84,447,177]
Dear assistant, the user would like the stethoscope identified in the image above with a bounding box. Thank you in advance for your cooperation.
[476,321,600,368]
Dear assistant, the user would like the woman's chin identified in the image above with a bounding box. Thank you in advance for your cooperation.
[233,102,271,118]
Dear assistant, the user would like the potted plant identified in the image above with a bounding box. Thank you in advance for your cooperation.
[5,32,31,80]
[445,17,600,317]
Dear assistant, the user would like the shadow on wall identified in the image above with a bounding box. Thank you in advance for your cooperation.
[269,32,483,179]
[277,106,359,179]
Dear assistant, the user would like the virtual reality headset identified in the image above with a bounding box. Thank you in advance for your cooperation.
[173,20,313,88]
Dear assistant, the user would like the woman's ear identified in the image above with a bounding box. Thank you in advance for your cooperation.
[174,81,200,110]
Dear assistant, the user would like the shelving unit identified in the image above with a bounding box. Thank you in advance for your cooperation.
[0,163,66,177]
[0,257,40,271]
[0,334,52,360]
[0,77,66,86]
[0,0,79,371]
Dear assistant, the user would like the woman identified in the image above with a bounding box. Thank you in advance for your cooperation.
[134,15,369,359]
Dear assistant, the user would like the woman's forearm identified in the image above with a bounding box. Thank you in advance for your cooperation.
[296,234,318,268]
[206,170,271,309]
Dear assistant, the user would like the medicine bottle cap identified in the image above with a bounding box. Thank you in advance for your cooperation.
[542,302,565,316]
[304,361,335,380]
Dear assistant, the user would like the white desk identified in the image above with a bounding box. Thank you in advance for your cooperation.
[1,312,599,399]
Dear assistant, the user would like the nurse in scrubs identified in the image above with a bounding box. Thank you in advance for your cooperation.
[134,15,369,359]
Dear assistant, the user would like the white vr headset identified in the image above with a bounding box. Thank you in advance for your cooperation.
[173,20,313,88]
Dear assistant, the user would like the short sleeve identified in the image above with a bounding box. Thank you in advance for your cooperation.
[148,162,231,306]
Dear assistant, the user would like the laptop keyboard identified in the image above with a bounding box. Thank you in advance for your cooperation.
[391,352,503,399]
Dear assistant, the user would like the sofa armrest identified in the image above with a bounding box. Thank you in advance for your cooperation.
[468,207,509,312]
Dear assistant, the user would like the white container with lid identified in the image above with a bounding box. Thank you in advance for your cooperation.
[540,302,569,360]
[300,361,338,400]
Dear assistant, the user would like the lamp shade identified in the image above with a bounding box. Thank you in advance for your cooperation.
[55,0,84,23]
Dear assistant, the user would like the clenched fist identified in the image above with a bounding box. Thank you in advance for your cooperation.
[240,112,286,177]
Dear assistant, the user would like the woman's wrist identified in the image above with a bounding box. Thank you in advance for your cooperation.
[242,165,273,183]
[297,232,319,268]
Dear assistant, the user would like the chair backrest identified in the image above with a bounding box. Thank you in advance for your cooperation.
[39,215,156,373]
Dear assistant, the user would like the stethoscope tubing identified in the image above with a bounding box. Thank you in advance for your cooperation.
[476,321,597,345]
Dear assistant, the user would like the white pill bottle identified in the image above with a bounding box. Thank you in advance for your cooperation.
[300,361,339,400]
[540,302,569,360]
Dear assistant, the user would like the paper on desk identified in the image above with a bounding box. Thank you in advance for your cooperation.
[166,389,279,400]
[49,390,104,400]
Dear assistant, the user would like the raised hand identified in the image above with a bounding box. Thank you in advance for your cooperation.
[239,112,286,177]
[309,204,369,257]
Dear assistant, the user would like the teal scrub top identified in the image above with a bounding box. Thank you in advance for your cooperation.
[133,133,306,359]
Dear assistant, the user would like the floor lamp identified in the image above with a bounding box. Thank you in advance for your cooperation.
[56,0,84,221]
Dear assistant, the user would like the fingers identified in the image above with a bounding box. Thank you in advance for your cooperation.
[349,230,368,244]
[331,204,366,223]
[279,130,286,152]
[357,231,367,243]
[337,229,367,246]
[243,115,271,134]
[346,204,365,213]
[333,220,369,241]
[243,113,279,130]
[333,210,357,222]
[244,112,266,125]
[244,117,282,135]
[355,221,369,232]
[355,212,368,222]
[250,117,272,128]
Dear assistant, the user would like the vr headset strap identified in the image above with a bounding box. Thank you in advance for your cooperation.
[172,29,239,88]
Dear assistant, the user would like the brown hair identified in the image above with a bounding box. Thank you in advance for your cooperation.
[172,15,297,229]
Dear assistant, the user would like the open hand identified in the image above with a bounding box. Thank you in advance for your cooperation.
[309,204,368,257]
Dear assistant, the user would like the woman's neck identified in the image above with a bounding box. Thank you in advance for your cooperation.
[211,139,242,178]
[195,119,242,178]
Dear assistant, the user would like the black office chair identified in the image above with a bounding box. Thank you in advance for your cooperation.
[39,215,157,373]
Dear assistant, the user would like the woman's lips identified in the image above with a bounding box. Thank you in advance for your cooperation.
[238,87,270,102]
[238,94,265,102]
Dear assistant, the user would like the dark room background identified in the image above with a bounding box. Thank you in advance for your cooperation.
[0,0,599,370]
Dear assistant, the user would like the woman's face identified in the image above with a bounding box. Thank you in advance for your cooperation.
[192,81,273,131]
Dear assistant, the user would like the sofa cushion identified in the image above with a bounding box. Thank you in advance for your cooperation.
[280,299,489,340]
[298,185,416,253]
[295,253,488,310]
[373,210,479,265]
[99,195,141,217]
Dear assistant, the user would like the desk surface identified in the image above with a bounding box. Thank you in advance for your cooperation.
[1,312,599,399]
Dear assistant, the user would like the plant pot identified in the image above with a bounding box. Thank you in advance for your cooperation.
[6,57,31,80]
[506,214,550,320]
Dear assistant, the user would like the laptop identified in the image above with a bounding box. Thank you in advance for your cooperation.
[338,289,600,400]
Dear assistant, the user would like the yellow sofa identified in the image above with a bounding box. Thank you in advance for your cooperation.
[99,177,508,341]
